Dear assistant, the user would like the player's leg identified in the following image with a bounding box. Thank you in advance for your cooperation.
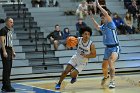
[101,47,110,86]
[58,64,74,84]
[108,52,118,88]
[109,52,118,81]
[70,69,79,84]
[102,60,109,78]
[55,64,73,89]
[101,60,109,86]
[70,62,87,84]
[108,46,120,88]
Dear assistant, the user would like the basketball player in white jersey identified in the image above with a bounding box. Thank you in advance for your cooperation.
[55,26,96,90]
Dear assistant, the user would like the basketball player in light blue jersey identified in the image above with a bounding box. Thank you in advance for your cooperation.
[55,26,96,90]
[90,0,120,88]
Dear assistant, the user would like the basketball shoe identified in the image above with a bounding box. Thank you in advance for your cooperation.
[101,76,109,86]
[109,81,115,88]
[70,78,77,84]
[55,83,61,90]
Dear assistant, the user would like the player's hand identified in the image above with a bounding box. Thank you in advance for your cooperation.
[80,53,87,58]
[50,37,54,41]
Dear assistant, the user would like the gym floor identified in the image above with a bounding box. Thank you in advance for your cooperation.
[0,73,140,93]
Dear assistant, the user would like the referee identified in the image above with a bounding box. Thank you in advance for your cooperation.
[0,17,16,92]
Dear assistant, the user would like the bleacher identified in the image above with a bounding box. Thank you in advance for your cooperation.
[0,0,139,79]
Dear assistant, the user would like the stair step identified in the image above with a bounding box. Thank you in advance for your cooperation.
[25,51,55,59]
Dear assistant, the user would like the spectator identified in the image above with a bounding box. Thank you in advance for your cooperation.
[86,0,97,15]
[136,13,140,31]
[76,0,88,19]
[47,24,65,50]
[124,12,136,34]
[46,0,59,7]
[76,18,87,36]
[128,0,139,21]
[136,2,140,30]
[63,28,73,49]
[31,0,46,7]
[123,0,132,9]
[63,27,71,39]
[113,13,126,34]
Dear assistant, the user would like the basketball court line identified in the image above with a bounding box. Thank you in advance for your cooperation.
[0,83,61,93]
[0,74,139,93]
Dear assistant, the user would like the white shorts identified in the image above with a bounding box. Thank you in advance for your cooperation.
[68,54,87,73]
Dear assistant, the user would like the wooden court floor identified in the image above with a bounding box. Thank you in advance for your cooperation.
[1,73,138,93]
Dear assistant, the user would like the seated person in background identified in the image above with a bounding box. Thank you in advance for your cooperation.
[76,18,87,37]
[63,27,73,49]
[113,13,126,34]
[47,24,65,50]
[63,27,71,39]
[76,0,88,19]
[123,0,132,9]
[31,0,46,7]
[128,0,139,21]
[46,0,59,7]
[124,12,136,34]
[136,12,140,32]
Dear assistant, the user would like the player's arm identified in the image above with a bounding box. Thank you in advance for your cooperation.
[96,0,112,22]
[0,36,7,58]
[82,43,96,58]
[90,11,100,31]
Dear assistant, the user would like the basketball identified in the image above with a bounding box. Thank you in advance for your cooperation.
[66,36,78,48]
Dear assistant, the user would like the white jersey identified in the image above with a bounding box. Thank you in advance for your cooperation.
[76,37,93,62]
[68,37,93,72]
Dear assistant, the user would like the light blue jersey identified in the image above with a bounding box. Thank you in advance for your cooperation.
[100,21,119,45]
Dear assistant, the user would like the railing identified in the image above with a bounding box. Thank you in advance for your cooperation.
[17,0,21,17]
[35,30,39,51]
[23,8,26,31]
[11,0,22,17]
[42,38,47,66]
[29,17,33,42]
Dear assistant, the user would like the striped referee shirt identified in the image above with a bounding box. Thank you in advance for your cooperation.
[0,26,13,47]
